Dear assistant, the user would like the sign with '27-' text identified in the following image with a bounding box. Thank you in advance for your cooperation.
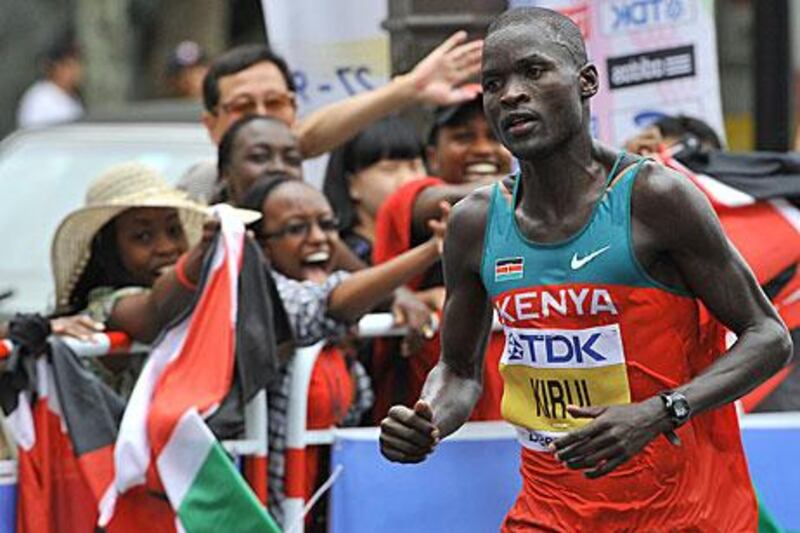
[260,1,389,116]
[260,0,389,185]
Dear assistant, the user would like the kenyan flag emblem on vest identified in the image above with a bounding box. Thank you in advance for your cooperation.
[495,257,524,282]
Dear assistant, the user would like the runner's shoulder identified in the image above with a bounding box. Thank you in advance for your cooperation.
[631,159,716,238]
[447,182,497,246]
[633,160,705,215]
[452,182,496,221]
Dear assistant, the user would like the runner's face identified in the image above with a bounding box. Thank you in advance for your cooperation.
[482,24,593,160]
[226,119,303,205]
[428,113,513,184]
[114,208,188,287]
[259,182,339,284]
[204,61,297,144]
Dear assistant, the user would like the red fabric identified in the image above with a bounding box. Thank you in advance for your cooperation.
[497,284,756,531]
[373,177,445,279]
[371,177,504,421]
[717,203,800,284]
[304,345,355,502]
[306,346,354,430]
[15,401,95,533]
[147,253,237,458]
[15,397,172,533]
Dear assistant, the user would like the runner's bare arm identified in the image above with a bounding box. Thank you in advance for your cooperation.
[380,193,493,463]
[295,32,482,158]
[638,165,792,409]
[553,164,792,478]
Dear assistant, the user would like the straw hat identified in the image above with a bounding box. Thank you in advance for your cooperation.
[52,162,211,310]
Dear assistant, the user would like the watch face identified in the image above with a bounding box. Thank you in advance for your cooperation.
[674,402,689,418]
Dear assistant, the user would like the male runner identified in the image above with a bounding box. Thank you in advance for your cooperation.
[379,7,792,531]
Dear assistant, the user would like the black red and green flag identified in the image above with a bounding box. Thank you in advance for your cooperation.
[1,205,282,532]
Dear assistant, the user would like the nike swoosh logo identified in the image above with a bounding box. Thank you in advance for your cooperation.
[570,245,611,270]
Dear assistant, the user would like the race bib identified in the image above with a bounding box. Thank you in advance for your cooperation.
[499,324,631,451]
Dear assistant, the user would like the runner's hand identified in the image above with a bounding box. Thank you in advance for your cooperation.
[406,31,483,106]
[550,397,672,479]
[380,400,440,463]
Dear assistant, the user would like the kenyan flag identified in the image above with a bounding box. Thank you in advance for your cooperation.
[98,205,280,532]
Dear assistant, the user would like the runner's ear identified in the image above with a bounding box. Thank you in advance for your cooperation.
[579,63,598,99]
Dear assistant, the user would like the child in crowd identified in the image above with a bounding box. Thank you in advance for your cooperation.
[323,116,425,264]
[242,177,447,526]
[49,161,219,395]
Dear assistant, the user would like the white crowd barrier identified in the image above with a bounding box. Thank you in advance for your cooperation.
[0,312,417,532]
[2,313,800,532]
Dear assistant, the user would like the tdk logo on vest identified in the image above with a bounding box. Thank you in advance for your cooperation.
[508,332,605,364]
[496,287,618,324]
[503,324,625,368]
[601,0,694,34]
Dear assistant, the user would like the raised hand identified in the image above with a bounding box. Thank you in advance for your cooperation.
[406,31,483,106]
[380,399,440,463]
[623,126,666,156]
[181,218,221,285]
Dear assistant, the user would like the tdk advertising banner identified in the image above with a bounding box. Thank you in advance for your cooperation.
[511,0,724,147]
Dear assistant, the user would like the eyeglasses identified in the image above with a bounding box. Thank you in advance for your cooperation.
[217,91,296,116]
[262,217,340,240]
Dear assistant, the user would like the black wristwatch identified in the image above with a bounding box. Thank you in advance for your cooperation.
[659,391,692,427]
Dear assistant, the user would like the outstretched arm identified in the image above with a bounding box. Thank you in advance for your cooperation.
[328,236,438,323]
[380,193,493,463]
[328,205,449,323]
[554,164,792,478]
[295,32,482,158]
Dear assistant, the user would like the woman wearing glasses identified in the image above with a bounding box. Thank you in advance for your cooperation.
[242,177,447,526]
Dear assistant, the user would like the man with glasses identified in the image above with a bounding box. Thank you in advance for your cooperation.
[200,32,482,156]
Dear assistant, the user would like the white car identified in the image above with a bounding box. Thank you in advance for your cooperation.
[0,121,214,316]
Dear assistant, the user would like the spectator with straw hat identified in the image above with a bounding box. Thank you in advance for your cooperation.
[50,161,228,394]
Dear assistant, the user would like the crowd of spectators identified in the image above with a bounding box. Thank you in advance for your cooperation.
[1,31,506,529]
[5,24,792,532]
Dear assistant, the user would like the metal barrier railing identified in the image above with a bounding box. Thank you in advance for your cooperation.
[281,312,433,531]
[0,312,422,531]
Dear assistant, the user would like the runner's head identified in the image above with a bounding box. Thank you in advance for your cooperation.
[426,95,513,184]
[218,115,303,206]
[202,44,297,144]
[482,8,597,160]
[243,178,339,283]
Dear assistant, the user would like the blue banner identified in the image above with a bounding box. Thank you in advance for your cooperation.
[330,417,800,532]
